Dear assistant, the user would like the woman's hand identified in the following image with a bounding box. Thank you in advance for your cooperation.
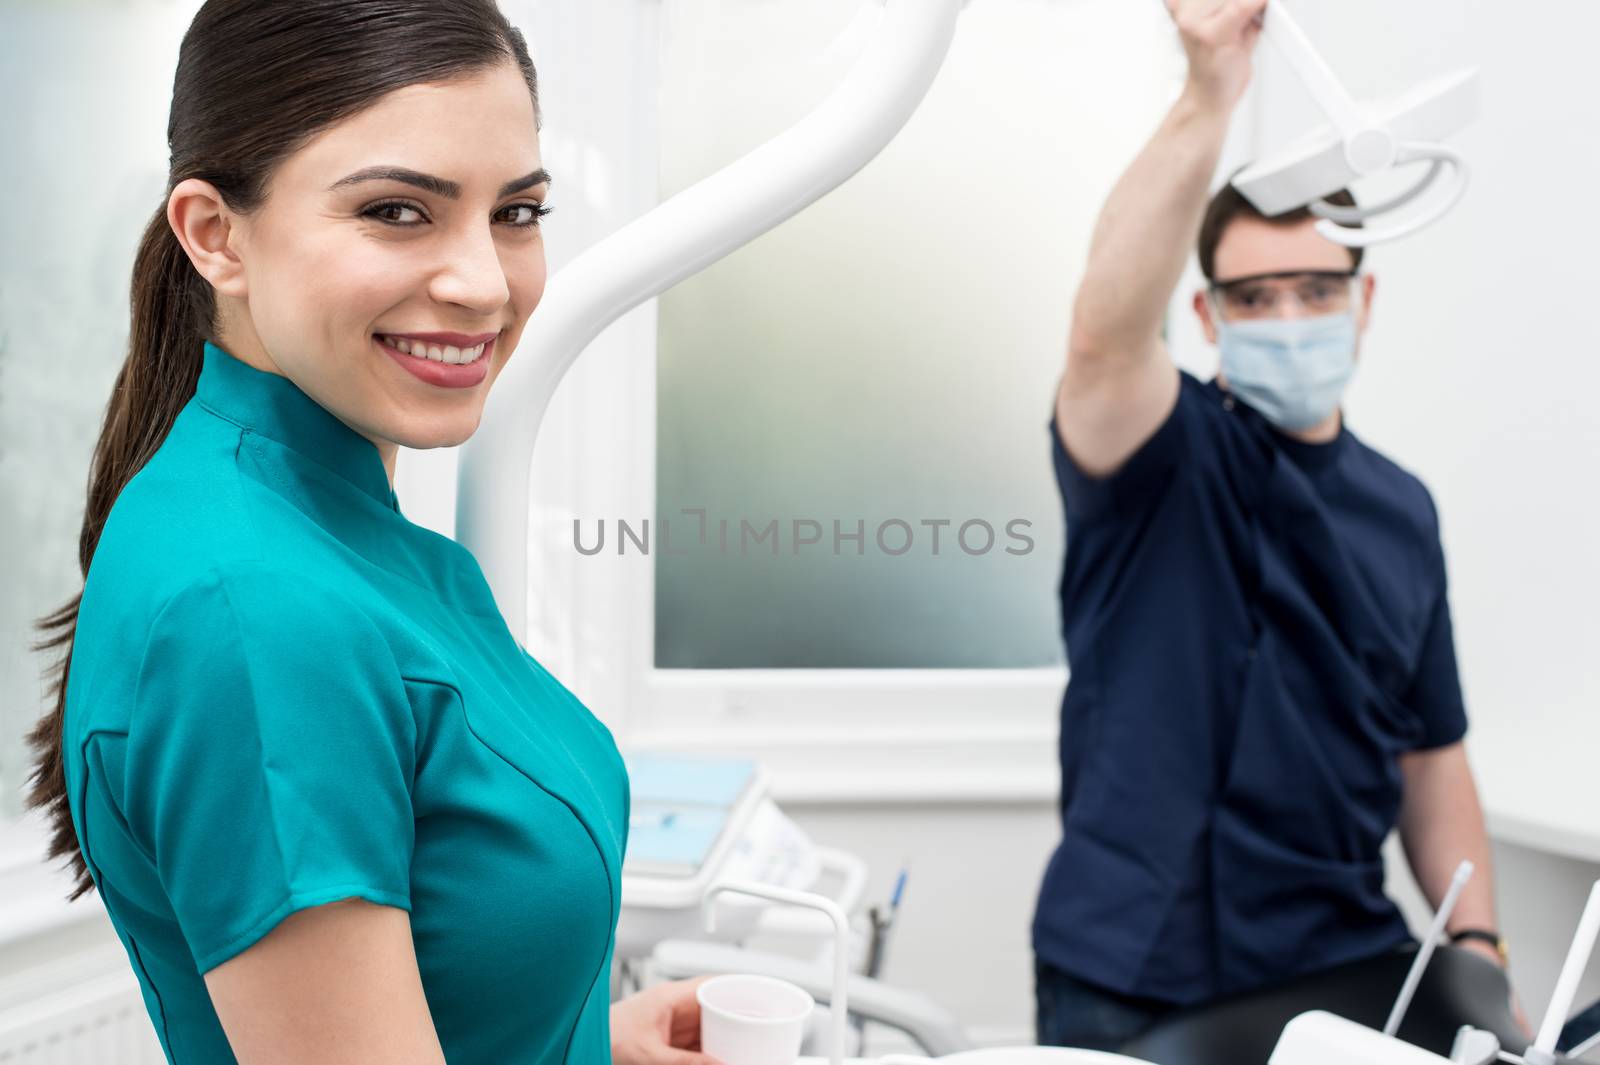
[611,977,722,1065]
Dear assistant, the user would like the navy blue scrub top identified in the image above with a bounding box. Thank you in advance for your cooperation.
[1033,371,1468,1005]
[62,342,630,1064]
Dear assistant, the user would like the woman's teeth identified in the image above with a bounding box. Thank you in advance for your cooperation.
[380,335,487,365]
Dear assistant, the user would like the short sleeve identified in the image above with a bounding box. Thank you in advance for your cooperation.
[120,566,416,973]
[1401,542,1470,751]
[1049,372,1194,525]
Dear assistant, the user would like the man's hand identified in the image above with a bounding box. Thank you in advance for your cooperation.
[611,977,721,1065]
[1453,940,1534,1039]
[1167,0,1271,113]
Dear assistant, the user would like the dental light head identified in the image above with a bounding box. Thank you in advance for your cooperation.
[1231,1,1481,248]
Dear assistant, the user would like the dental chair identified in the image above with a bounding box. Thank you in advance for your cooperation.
[1117,944,1525,1065]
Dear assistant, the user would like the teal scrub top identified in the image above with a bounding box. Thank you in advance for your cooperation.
[62,341,630,1065]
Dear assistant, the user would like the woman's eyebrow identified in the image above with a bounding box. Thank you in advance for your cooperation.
[328,166,553,199]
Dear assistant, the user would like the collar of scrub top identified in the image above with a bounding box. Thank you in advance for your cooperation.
[1269,410,1350,478]
[196,340,400,513]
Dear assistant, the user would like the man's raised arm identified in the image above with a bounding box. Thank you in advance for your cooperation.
[1057,0,1267,478]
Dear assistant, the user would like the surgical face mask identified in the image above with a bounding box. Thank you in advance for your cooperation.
[1213,310,1358,431]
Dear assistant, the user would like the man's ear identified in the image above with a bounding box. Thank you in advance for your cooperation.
[1193,289,1219,345]
[1357,271,1377,334]
[167,178,247,299]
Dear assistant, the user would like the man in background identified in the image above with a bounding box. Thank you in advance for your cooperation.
[1032,0,1513,1049]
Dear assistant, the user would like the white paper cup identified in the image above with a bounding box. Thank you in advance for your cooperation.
[697,974,815,1065]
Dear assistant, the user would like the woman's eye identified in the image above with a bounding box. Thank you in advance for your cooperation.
[360,202,553,231]
[499,203,556,230]
[362,201,426,225]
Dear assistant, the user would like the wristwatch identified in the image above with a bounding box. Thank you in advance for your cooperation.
[1451,927,1509,966]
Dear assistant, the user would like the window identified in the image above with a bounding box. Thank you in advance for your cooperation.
[651,0,1183,669]
[0,1,201,819]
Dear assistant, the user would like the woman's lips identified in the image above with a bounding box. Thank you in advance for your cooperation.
[375,333,494,389]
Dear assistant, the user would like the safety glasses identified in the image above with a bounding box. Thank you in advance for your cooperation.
[1209,269,1361,323]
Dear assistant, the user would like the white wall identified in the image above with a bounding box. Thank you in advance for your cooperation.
[1241,0,1600,858]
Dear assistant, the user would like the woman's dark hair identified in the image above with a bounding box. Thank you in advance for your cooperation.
[26,0,541,900]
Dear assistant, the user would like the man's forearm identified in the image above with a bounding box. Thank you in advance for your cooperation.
[1069,90,1232,364]
[1398,743,1500,950]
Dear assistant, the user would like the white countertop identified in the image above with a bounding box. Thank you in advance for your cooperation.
[1470,711,1600,866]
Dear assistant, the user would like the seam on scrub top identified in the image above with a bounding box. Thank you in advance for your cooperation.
[240,427,312,522]
[79,729,155,864]
[406,675,618,1065]
[232,423,504,620]
[207,568,305,917]
[76,732,176,1059]
[199,400,373,519]
[513,655,610,842]
[189,412,270,563]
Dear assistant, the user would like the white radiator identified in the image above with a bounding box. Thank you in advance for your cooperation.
[0,830,168,1065]
[0,970,165,1065]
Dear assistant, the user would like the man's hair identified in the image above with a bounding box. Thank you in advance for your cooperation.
[1198,181,1365,283]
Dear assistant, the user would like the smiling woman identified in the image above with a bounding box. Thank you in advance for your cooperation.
[170,62,553,473]
[20,2,706,1064]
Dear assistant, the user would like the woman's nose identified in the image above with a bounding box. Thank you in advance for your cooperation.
[431,227,512,314]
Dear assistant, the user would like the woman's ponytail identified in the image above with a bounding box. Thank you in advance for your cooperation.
[25,205,211,899]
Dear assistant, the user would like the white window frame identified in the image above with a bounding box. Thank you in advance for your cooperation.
[512,0,1065,808]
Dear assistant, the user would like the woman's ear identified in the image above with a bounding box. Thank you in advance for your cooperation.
[168,178,248,299]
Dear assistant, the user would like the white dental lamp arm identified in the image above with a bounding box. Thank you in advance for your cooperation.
[455,0,962,632]
[1312,143,1469,248]
[1258,1,1367,138]
[703,881,851,1065]
[1231,1,1480,249]
[1311,147,1454,224]
[1526,880,1600,1065]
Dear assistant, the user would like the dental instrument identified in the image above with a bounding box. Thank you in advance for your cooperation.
[1524,881,1600,1065]
[1230,0,1481,248]
[1387,861,1477,1037]
[864,866,907,982]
